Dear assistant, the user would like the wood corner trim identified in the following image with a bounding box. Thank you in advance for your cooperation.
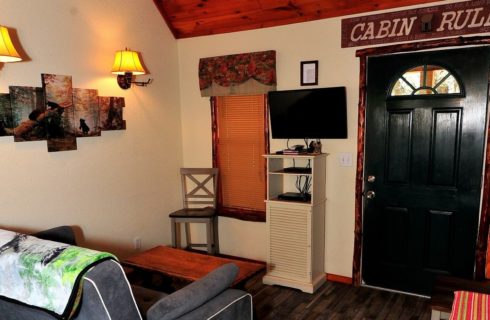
[326,273,353,285]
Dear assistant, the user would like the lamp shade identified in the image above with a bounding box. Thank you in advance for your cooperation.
[111,50,146,75]
[0,26,21,63]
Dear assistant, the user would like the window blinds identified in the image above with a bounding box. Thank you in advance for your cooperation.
[215,95,266,214]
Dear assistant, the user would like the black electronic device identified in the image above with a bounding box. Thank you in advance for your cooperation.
[283,167,312,174]
[291,144,304,151]
[268,86,347,139]
[278,192,311,202]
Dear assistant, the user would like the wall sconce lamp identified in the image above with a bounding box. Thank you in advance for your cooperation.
[0,26,22,63]
[111,48,152,89]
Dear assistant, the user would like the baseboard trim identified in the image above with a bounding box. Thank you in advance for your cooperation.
[326,273,352,285]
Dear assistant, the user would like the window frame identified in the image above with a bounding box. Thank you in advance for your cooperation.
[388,63,464,98]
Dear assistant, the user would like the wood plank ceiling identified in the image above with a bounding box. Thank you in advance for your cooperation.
[153,0,444,39]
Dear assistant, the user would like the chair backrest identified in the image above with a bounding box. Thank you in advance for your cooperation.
[180,168,219,209]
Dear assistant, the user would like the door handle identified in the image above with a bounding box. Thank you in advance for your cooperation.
[365,190,376,199]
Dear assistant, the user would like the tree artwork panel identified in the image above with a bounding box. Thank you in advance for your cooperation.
[9,86,46,142]
[0,94,13,137]
[73,88,100,137]
[0,74,129,152]
[42,74,77,152]
[99,97,126,131]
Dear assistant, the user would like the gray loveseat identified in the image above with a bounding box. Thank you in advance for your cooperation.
[0,227,252,320]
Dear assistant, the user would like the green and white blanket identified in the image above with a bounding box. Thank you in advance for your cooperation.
[0,229,115,318]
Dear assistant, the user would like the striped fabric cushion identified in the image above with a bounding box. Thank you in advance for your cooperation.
[450,291,490,320]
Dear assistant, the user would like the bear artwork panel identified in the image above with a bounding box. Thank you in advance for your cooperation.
[0,76,126,152]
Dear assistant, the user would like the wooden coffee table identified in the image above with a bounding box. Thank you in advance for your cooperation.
[122,246,265,292]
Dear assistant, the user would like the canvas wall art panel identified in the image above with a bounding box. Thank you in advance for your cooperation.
[9,86,46,142]
[73,88,100,137]
[99,97,126,131]
[0,94,13,137]
[1,74,130,152]
[42,74,77,152]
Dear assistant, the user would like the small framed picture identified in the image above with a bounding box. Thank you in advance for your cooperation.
[300,60,318,86]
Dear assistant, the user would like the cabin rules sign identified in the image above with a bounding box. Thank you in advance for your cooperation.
[341,0,490,48]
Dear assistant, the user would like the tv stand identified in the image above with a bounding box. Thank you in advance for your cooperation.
[263,153,327,293]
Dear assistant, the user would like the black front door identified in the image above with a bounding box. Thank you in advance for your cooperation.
[362,47,490,295]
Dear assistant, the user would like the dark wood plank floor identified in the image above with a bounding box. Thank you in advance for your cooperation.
[253,282,432,320]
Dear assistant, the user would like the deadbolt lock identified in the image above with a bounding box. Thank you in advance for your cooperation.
[367,175,376,183]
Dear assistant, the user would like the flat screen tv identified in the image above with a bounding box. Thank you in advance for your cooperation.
[268,87,347,139]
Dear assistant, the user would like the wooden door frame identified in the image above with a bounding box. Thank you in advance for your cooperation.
[353,36,490,286]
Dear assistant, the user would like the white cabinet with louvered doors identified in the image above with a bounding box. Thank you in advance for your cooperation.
[262,153,326,293]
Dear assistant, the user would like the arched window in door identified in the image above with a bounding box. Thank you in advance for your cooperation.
[390,64,462,96]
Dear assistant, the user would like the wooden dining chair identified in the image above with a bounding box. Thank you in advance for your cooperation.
[169,168,219,255]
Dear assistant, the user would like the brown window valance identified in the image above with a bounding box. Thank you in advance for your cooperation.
[199,50,276,97]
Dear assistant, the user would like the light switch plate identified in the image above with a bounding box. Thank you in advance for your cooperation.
[339,153,353,167]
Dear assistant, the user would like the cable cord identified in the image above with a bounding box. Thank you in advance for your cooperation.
[296,175,311,194]
[294,160,312,193]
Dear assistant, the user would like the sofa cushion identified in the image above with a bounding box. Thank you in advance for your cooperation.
[33,226,77,246]
[131,285,168,317]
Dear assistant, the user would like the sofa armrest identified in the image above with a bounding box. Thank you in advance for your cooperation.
[174,289,252,320]
[147,263,239,320]
[77,259,142,320]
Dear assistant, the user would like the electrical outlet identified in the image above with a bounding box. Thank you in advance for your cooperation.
[339,153,353,167]
[133,237,142,250]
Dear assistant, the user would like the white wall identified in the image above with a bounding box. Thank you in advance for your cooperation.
[0,0,183,258]
[177,0,457,277]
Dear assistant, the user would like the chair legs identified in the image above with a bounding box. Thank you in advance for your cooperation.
[206,220,213,254]
[170,218,181,249]
[171,218,176,248]
[184,223,191,248]
[213,216,220,254]
[170,217,219,255]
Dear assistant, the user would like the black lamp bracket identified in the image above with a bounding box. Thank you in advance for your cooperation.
[117,72,153,90]
[132,78,153,87]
